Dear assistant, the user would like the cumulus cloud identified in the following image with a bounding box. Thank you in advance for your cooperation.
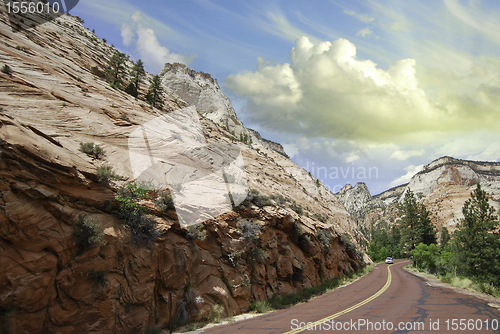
[120,11,195,73]
[390,149,425,160]
[226,36,500,142]
[356,28,373,37]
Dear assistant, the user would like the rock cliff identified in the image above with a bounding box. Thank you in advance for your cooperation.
[0,10,365,334]
[348,157,500,238]
[159,63,289,158]
[337,183,385,222]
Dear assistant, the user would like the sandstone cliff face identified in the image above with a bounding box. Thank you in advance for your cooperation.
[0,11,365,334]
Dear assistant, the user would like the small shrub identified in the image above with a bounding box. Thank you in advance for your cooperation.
[237,189,272,208]
[451,277,473,289]
[1,64,12,75]
[250,247,269,264]
[186,324,198,331]
[290,203,303,215]
[126,212,160,245]
[241,274,250,288]
[187,224,207,241]
[74,215,105,251]
[15,45,28,52]
[293,222,305,236]
[119,112,129,121]
[155,190,174,212]
[79,142,106,159]
[340,233,357,253]
[236,219,261,242]
[269,194,285,207]
[116,183,160,245]
[316,229,332,248]
[249,301,270,313]
[313,213,327,223]
[96,165,120,186]
[299,235,314,252]
[228,249,244,267]
[207,304,224,323]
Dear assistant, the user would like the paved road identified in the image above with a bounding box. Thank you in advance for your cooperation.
[200,260,500,333]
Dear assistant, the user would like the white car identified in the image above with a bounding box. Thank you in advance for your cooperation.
[385,257,393,264]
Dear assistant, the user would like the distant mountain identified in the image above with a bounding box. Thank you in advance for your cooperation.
[342,157,500,237]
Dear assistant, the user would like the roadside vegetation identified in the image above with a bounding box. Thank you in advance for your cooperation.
[366,184,500,296]
[250,264,374,313]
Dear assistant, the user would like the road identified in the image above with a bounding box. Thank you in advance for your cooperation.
[199,260,500,333]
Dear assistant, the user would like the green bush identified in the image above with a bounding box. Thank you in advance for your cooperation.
[316,229,332,248]
[236,219,261,241]
[249,301,271,313]
[126,213,160,245]
[116,183,159,245]
[237,189,272,208]
[313,213,327,223]
[411,243,440,273]
[207,304,224,323]
[294,222,305,236]
[187,223,207,241]
[155,190,174,212]
[250,247,268,264]
[79,142,106,159]
[290,203,303,215]
[269,194,286,207]
[340,233,357,254]
[96,165,120,186]
[74,215,105,251]
[1,64,12,75]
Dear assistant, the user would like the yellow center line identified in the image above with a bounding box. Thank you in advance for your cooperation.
[283,264,394,334]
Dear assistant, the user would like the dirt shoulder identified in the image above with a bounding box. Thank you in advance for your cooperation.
[405,267,500,311]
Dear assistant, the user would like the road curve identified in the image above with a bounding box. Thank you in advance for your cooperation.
[199,260,500,333]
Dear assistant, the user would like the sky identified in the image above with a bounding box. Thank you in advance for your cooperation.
[72,0,500,195]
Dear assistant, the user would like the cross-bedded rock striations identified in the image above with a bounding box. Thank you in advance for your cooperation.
[0,12,365,334]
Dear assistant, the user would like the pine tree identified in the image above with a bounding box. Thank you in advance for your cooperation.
[453,183,500,285]
[125,59,146,98]
[146,75,164,109]
[439,226,450,249]
[106,51,127,87]
[398,189,436,255]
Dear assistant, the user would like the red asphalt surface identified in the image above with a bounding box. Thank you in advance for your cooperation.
[199,260,500,333]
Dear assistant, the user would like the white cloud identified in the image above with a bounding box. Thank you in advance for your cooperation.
[260,8,319,43]
[390,149,425,160]
[343,10,375,23]
[356,28,373,38]
[345,153,360,163]
[226,36,500,142]
[389,165,423,187]
[120,11,195,73]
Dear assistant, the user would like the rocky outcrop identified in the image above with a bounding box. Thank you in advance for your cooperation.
[159,63,289,158]
[160,63,243,131]
[0,11,366,334]
[337,183,385,221]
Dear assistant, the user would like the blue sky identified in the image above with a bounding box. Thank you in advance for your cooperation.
[72,0,500,195]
